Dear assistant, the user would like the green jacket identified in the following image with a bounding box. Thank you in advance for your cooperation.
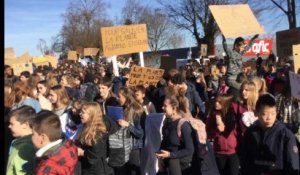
[6,135,37,175]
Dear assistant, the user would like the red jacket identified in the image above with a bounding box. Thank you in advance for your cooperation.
[36,139,78,175]
[231,102,249,144]
[206,112,238,155]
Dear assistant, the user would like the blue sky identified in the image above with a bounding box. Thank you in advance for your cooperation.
[5,0,300,57]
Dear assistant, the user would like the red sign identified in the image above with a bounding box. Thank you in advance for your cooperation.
[244,39,272,56]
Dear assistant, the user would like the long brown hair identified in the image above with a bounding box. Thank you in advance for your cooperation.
[50,85,70,108]
[118,87,144,122]
[79,102,107,146]
[166,85,189,114]
[213,95,233,118]
[5,81,34,107]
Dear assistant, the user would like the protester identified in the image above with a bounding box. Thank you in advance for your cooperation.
[76,102,115,175]
[134,85,156,115]
[222,34,259,96]
[206,95,239,175]
[8,81,41,113]
[241,94,299,175]
[6,106,37,175]
[111,87,146,175]
[31,110,78,174]
[156,96,194,175]
[36,80,52,111]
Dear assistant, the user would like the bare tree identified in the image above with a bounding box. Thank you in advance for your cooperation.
[157,0,230,55]
[122,0,145,24]
[270,0,297,29]
[37,39,49,55]
[139,8,183,51]
[58,0,112,53]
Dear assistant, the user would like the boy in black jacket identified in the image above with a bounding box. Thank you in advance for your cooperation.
[241,94,299,175]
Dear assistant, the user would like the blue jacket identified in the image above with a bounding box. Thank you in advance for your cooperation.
[242,120,299,175]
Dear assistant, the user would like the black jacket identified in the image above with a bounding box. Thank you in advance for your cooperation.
[242,120,299,175]
[78,116,117,175]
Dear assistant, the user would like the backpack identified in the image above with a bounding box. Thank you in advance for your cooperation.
[177,118,220,175]
[108,127,132,167]
[80,82,98,101]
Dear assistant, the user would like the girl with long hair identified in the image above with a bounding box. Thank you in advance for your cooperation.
[156,95,194,175]
[111,87,146,175]
[36,80,52,110]
[6,81,41,113]
[77,102,114,175]
[48,85,82,140]
[231,81,258,154]
[206,95,239,175]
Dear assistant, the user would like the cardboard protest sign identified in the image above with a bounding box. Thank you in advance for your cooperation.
[101,24,149,57]
[289,71,300,99]
[11,62,33,76]
[19,52,32,62]
[45,55,58,68]
[84,48,99,56]
[5,47,16,59]
[201,44,208,57]
[209,4,264,38]
[293,44,300,73]
[68,51,78,60]
[128,65,164,87]
[32,56,49,66]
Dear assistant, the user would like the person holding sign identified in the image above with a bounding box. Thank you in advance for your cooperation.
[109,87,146,175]
[222,34,259,97]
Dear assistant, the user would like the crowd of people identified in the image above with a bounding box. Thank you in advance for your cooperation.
[4,34,300,175]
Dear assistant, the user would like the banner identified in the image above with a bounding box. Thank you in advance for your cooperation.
[244,38,273,56]
[101,24,149,57]
[84,48,99,56]
[11,62,33,76]
[128,65,164,87]
[68,51,78,60]
[5,47,16,59]
[293,44,300,73]
[289,71,300,99]
[209,4,264,38]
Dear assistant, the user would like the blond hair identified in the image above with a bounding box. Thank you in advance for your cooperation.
[240,81,258,111]
[79,102,107,146]
[251,77,267,96]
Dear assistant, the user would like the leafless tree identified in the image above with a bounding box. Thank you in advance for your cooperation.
[122,0,145,24]
[139,8,183,51]
[37,39,49,55]
[58,0,112,53]
[157,0,230,55]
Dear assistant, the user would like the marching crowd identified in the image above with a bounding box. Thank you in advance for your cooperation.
[4,34,300,175]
